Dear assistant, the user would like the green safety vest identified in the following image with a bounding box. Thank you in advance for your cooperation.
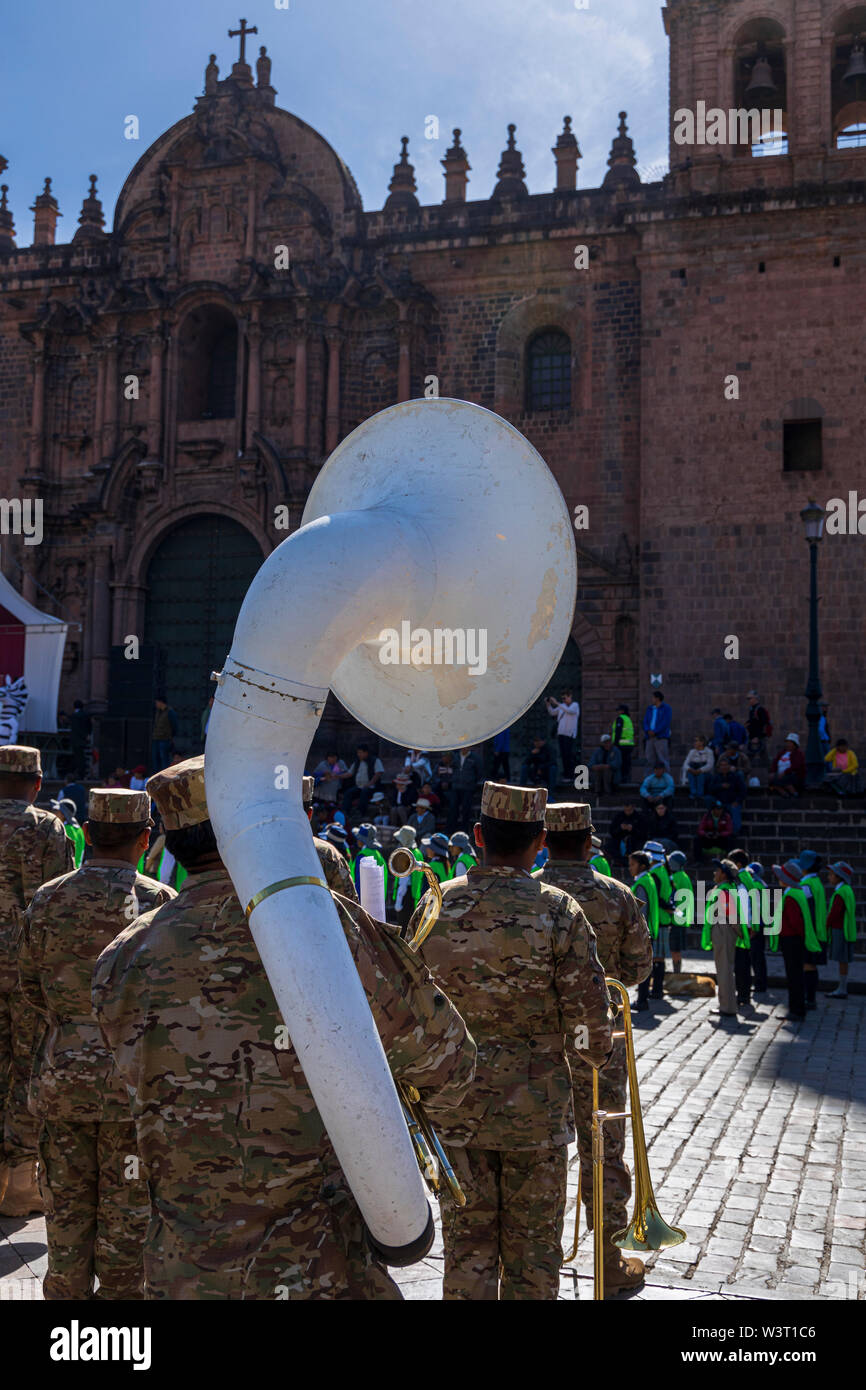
[353,846,388,898]
[590,853,611,877]
[452,852,477,876]
[137,848,187,890]
[633,870,660,939]
[427,856,451,884]
[830,883,856,943]
[800,873,827,941]
[650,862,674,925]
[65,823,85,870]
[387,846,426,906]
[671,869,694,928]
[769,886,820,954]
[613,713,635,747]
[702,885,750,951]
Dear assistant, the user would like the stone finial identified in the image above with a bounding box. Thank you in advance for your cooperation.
[0,155,8,176]
[603,110,641,190]
[492,123,527,199]
[205,53,219,95]
[384,135,419,213]
[73,174,106,240]
[31,176,61,246]
[442,127,471,204]
[0,184,16,252]
[552,115,581,192]
[256,44,272,88]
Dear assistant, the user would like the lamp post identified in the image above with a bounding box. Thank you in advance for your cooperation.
[800,500,826,789]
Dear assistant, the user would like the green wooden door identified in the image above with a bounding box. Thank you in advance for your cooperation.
[144,516,264,751]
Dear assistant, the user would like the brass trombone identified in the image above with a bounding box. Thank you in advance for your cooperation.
[564,977,686,1299]
[387,846,465,1206]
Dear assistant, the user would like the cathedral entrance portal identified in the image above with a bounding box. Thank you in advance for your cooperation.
[144,516,264,751]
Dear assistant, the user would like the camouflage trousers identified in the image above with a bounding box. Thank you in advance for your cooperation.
[570,1037,631,1253]
[38,1119,149,1300]
[145,1173,402,1301]
[441,1145,567,1300]
[0,988,40,1163]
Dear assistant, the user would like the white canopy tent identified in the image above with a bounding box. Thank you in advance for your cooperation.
[0,569,68,732]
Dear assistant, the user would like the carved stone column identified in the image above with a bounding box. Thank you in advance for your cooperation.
[27,336,46,478]
[292,311,308,450]
[101,334,119,463]
[89,546,112,711]
[144,329,165,462]
[396,319,411,403]
[325,327,342,453]
[246,306,262,451]
[92,346,106,472]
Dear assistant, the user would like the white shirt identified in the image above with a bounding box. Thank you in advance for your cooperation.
[549,701,579,738]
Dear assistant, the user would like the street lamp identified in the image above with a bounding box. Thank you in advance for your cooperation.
[800,500,826,789]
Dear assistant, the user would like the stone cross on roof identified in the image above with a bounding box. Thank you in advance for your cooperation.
[229,17,258,66]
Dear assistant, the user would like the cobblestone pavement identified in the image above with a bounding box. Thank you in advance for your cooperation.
[2,983,864,1302]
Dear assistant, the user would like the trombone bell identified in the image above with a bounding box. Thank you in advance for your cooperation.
[613,1206,687,1252]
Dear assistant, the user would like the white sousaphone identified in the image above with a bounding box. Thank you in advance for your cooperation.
[205,398,577,1262]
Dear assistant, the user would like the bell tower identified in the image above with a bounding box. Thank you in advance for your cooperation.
[662,0,866,190]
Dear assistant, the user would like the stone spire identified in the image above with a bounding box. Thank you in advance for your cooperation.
[441,128,470,204]
[492,123,527,199]
[602,111,641,190]
[73,174,106,240]
[31,177,61,246]
[384,136,419,212]
[552,115,581,191]
[0,184,15,253]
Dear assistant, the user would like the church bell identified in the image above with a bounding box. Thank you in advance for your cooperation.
[843,39,866,93]
[745,53,777,104]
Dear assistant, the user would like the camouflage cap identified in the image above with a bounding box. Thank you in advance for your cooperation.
[0,744,41,775]
[88,788,150,824]
[302,775,314,805]
[544,802,594,833]
[481,781,547,823]
[146,755,208,830]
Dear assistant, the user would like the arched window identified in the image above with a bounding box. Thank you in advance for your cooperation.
[832,10,866,147]
[177,305,238,421]
[732,18,788,158]
[526,330,571,412]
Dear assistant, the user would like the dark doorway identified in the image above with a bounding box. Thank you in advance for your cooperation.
[144,516,264,750]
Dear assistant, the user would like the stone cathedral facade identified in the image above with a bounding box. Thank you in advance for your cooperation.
[0,0,863,762]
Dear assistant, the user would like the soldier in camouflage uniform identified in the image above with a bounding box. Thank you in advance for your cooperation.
[19,788,174,1299]
[93,755,475,1300]
[303,775,358,901]
[0,745,74,1216]
[410,781,614,1301]
[543,802,653,1294]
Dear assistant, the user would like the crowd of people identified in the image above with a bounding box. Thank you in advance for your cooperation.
[0,717,859,1306]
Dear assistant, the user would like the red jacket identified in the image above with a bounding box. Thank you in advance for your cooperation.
[698,810,734,838]
[770,746,806,789]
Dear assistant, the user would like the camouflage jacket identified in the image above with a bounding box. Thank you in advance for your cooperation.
[411,864,613,1150]
[92,869,475,1296]
[19,860,175,1122]
[541,860,653,988]
[0,799,74,991]
[314,836,358,901]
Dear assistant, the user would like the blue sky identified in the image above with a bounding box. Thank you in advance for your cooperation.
[2,1,668,243]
